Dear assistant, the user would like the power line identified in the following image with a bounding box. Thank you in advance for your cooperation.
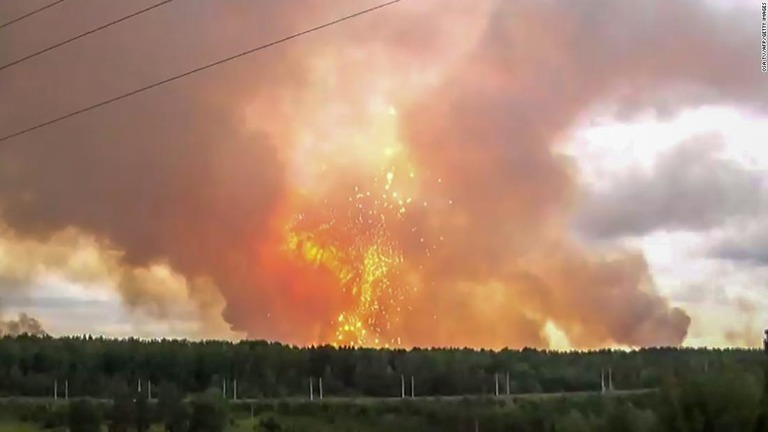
[0,0,402,145]
[0,0,174,72]
[0,0,65,30]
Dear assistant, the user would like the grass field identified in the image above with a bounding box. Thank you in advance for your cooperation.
[0,421,261,431]
[0,388,654,406]
[0,417,274,432]
[0,389,657,431]
[0,421,41,432]
[0,415,380,431]
[0,421,67,431]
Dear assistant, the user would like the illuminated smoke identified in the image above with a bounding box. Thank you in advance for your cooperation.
[0,225,236,339]
[0,0,763,346]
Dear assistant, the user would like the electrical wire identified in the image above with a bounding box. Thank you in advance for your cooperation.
[0,0,402,145]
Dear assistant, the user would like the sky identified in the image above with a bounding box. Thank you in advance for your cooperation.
[0,0,766,349]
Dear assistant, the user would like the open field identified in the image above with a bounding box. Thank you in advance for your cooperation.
[0,389,659,431]
[0,421,41,432]
[0,422,259,432]
[0,422,260,432]
[0,387,655,406]
[233,387,656,404]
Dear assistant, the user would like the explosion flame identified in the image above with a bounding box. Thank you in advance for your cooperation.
[0,0,711,348]
[283,139,424,347]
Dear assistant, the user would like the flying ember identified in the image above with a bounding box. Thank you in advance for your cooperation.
[283,164,413,347]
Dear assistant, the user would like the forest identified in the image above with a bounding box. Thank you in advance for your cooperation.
[0,335,766,431]
[0,335,761,398]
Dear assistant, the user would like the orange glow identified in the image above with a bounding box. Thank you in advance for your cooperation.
[281,156,416,347]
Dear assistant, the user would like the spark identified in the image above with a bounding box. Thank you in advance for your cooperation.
[385,171,394,190]
[277,76,440,347]
[283,165,412,347]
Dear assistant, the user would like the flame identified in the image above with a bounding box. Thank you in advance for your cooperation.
[282,162,412,347]
[267,49,438,347]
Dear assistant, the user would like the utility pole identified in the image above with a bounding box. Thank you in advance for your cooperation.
[319,377,323,400]
[609,368,614,392]
[411,376,415,398]
[138,379,141,394]
[65,380,69,400]
[506,372,510,395]
[600,369,605,394]
[148,380,152,400]
[54,380,58,401]
[233,379,237,401]
[494,373,499,397]
[400,375,405,398]
[223,379,227,399]
[309,377,314,401]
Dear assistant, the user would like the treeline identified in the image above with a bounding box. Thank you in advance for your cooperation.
[5,372,768,432]
[0,335,763,399]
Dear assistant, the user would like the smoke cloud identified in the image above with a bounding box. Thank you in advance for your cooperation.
[0,0,763,347]
[575,135,767,239]
[0,224,235,339]
[0,312,46,337]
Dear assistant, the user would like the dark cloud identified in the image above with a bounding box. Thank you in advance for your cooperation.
[575,135,766,239]
[710,221,768,265]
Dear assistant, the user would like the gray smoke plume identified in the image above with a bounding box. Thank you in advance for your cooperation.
[0,0,763,347]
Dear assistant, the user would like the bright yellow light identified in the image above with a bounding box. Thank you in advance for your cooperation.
[277,54,427,348]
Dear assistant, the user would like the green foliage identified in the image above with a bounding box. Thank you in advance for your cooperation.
[135,393,151,432]
[554,409,590,432]
[0,420,42,432]
[189,390,228,432]
[659,368,761,432]
[258,415,282,432]
[158,382,189,432]
[0,336,765,431]
[68,399,102,432]
[0,335,762,399]
[42,404,68,429]
[110,384,133,431]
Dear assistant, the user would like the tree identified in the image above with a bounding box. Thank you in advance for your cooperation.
[258,415,283,432]
[158,382,189,432]
[189,390,228,432]
[554,409,589,432]
[135,392,151,432]
[628,408,660,432]
[659,369,761,432]
[68,399,102,432]
[109,384,134,432]
[754,365,768,432]
[166,403,190,432]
